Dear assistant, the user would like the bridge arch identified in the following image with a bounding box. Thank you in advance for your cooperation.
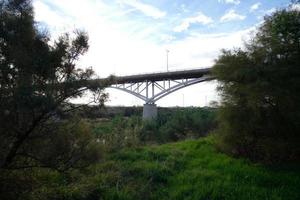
[99,68,214,119]
[108,75,214,104]
[107,86,147,102]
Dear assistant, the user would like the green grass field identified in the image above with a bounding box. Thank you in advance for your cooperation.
[53,136,300,200]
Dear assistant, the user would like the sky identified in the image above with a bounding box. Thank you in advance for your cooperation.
[33,0,293,107]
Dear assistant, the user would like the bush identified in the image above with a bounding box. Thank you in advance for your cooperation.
[91,107,217,146]
[92,115,143,151]
[0,119,103,200]
[157,108,217,143]
[213,7,300,163]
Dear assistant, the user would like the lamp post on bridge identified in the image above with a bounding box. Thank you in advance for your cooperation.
[166,49,169,72]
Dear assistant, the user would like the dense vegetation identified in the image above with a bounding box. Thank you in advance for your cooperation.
[213,6,300,163]
[90,107,217,149]
[15,136,300,200]
[0,0,107,172]
[1,105,217,199]
[0,0,106,198]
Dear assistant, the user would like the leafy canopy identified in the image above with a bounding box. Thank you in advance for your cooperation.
[0,0,106,171]
[213,6,300,162]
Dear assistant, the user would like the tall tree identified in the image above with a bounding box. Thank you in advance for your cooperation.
[213,5,300,162]
[0,0,107,171]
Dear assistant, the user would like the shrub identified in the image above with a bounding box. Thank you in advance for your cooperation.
[213,7,300,163]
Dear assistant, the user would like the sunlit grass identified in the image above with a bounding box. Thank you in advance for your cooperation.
[75,136,300,200]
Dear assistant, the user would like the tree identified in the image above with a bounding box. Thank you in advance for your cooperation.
[0,0,108,171]
[213,5,300,163]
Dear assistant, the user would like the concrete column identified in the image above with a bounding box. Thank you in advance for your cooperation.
[143,103,157,120]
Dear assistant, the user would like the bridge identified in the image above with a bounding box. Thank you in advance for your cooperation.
[105,68,215,119]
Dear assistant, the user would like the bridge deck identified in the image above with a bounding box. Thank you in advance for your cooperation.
[111,68,212,84]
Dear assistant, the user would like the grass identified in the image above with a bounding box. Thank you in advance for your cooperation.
[88,136,300,199]
[38,136,300,200]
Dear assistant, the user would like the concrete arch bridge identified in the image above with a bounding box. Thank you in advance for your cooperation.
[105,68,215,119]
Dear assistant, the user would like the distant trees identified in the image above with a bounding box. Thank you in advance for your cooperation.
[0,0,107,173]
[89,107,217,150]
[213,5,300,162]
[140,108,217,143]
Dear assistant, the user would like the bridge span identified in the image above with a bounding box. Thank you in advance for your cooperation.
[105,68,215,119]
[111,68,211,84]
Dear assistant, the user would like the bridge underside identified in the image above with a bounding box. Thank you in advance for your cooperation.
[108,69,214,119]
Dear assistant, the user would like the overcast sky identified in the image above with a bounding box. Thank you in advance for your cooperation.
[33,0,292,107]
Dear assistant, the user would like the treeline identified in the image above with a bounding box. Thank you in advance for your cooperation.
[58,104,215,119]
[89,107,217,151]
[58,105,143,119]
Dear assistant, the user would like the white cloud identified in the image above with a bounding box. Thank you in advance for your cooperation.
[218,0,240,5]
[174,12,213,32]
[220,9,246,22]
[250,2,261,12]
[105,27,255,107]
[166,27,255,69]
[119,0,166,19]
[265,8,276,15]
[160,34,176,43]
[290,3,300,11]
[33,0,254,107]
[33,1,75,38]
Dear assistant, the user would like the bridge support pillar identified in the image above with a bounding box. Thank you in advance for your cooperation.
[143,103,157,120]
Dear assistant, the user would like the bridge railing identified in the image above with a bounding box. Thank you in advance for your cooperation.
[107,67,213,84]
[107,66,212,77]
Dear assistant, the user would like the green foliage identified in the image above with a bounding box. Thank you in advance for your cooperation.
[213,7,300,163]
[156,107,217,142]
[0,0,107,171]
[91,115,143,151]
[0,1,108,198]
[38,119,103,171]
[24,137,300,200]
[91,107,217,150]
[0,119,103,200]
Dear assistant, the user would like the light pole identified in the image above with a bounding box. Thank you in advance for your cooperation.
[166,49,169,72]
